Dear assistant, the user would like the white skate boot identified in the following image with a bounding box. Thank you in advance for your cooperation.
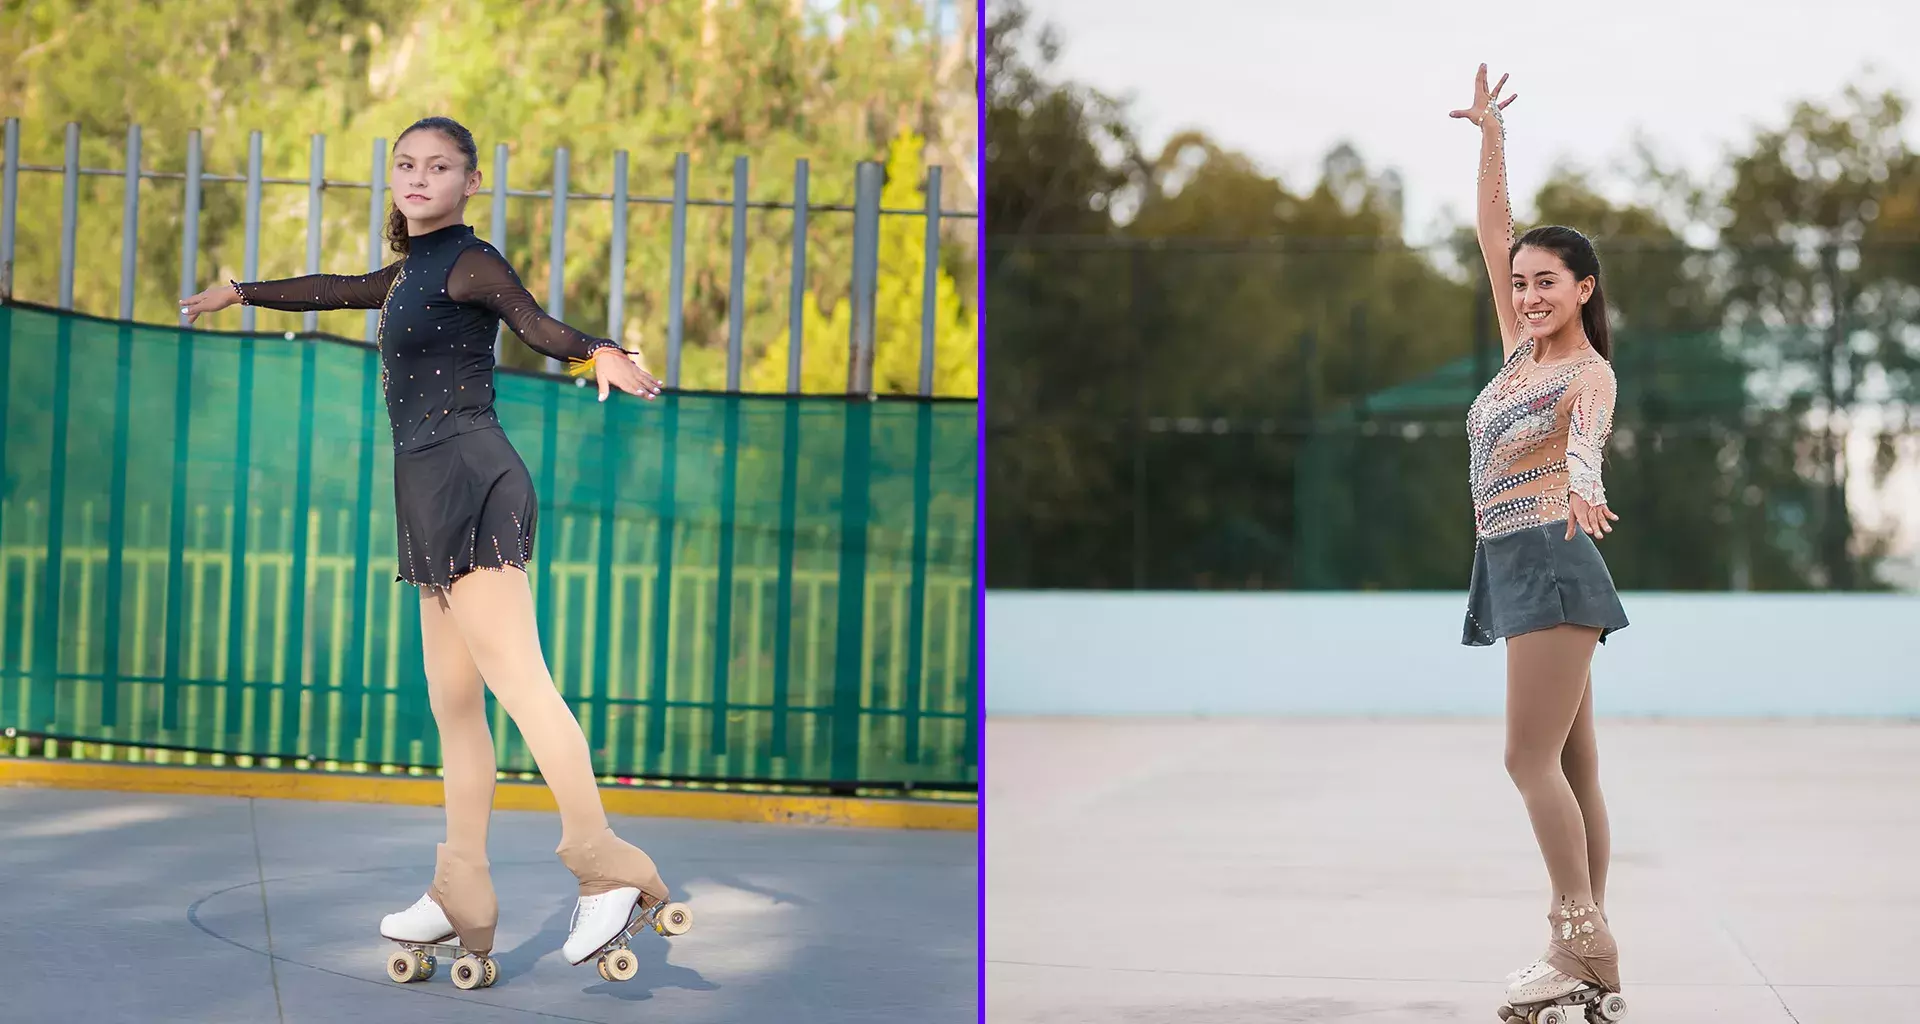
[1497,961,1621,1022]
[557,827,693,982]
[380,844,499,990]
[1495,902,1627,1023]
[381,892,455,944]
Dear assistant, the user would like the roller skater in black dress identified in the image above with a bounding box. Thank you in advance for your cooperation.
[181,116,693,988]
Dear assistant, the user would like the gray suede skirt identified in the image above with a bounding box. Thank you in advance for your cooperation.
[1462,522,1629,646]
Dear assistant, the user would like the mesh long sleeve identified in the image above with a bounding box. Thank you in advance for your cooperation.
[1565,360,1617,506]
[231,262,402,312]
[446,245,622,364]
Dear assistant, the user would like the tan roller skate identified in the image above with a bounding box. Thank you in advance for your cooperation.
[380,843,500,990]
[1495,901,1627,1023]
[557,827,693,982]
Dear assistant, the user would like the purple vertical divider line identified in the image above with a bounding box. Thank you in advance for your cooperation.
[973,0,988,1021]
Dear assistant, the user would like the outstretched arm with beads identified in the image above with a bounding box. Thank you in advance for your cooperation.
[446,245,661,402]
[1450,64,1521,362]
[178,263,404,323]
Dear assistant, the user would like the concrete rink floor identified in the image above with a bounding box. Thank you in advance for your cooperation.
[0,785,976,1023]
[987,718,1920,1024]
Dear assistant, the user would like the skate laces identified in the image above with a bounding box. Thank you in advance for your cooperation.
[568,893,606,934]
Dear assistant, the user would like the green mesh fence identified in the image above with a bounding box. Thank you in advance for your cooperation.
[0,302,979,788]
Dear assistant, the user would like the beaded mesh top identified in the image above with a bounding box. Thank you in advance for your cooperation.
[1465,334,1617,540]
[232,223,621,453]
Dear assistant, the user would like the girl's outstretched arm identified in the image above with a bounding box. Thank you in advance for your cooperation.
[181,262,403,322]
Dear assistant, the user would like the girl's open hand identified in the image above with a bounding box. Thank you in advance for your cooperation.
[1566,492,1620,541]
[179,282,241,324]
[1449,64,1516,126]
[593,346,662,402]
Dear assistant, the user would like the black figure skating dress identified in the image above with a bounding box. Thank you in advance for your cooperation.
[233,223,623,590]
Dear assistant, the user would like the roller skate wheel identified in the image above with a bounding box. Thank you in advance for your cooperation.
[1536,1007,1571,1024]
[597,957,613,982]
[419,955,437,981]
[655,902,693,936]
[387,949,424,983]
[481,956,497,987]
[1593,993,1627,1021]
[604,948,639,982]
[1495,1006,1515,1022]
[452,953,489,990]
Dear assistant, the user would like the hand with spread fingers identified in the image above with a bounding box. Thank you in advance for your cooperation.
[590,345,662,402]
[1566,491,1621,542]
[1449,63,1517,126]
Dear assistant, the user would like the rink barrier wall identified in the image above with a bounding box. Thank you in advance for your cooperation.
[0,757,975,831]
[985,590,1920,718]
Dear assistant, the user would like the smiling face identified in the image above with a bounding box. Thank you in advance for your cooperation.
[1511,245,1595,341]
[390,129,479,227]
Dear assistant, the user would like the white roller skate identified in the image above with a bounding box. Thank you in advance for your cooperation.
[380,843,500,990]
[1494,961,1628,1022]
[557,827,693,982]
[1495,901,1626,1023]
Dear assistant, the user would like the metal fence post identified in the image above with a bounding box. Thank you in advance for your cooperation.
[727,155,748,392]
[366,137,386,343]
[305,134,325,334]
[846,160,882,395]
[58,122,79,310]
[666,152,688,388]
[1,117,17,299]
[919,165,942,396]
[119,125,141,321]
[178,130,202,323]
[545,146,567,374]
[788,159,809,394]
[607,149,628,351]
[241,130,263,333]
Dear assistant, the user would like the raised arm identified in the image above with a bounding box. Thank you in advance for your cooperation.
[1450,65,1521,361]
[446,244,623,365]
[231,262,403,311]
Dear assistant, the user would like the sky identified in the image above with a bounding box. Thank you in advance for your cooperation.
[1025,0,1920,246]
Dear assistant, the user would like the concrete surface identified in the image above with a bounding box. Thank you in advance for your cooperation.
[986,718,1920,1023]
[0,786,976,1023]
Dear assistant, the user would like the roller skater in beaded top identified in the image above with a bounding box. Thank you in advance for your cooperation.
[180,116,693,989]
[1448,67,1630,1024]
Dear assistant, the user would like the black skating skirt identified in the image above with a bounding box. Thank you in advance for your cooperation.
[1462,521,1629,646]
[392,425,539,591]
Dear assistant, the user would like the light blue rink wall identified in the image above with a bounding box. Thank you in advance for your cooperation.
[985,591,1920,717]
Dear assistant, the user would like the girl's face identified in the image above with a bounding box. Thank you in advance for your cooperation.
[391,130,479,225]
[1511,245,1594,341]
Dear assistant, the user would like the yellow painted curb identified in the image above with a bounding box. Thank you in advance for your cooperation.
[0,759,976,832]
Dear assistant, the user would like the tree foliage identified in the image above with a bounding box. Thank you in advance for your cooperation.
[0,0,977,395]
[986,0,1920,591]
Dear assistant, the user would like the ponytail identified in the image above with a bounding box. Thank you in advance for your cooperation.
[385,202,411,256]
[1581,273,1611,361]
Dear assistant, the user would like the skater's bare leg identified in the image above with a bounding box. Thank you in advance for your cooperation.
[421,589,495,852]
[1560,670,1610,917]
[1506,625,1619,991]
[442,567,609,846]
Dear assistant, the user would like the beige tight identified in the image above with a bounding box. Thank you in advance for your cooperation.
[418,567,610,854]
[1504,624,1611,920]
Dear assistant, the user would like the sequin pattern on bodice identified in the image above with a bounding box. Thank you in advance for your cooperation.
[230,222,623,452]
[1465,336,1617,540]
